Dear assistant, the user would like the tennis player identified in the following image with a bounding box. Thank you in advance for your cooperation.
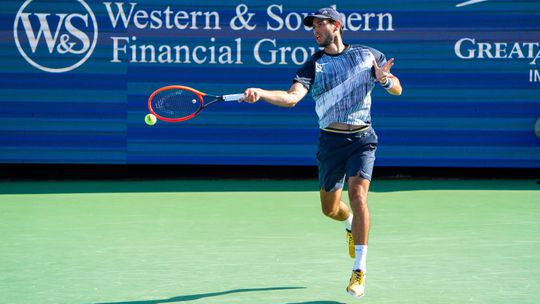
[242,7,402,298]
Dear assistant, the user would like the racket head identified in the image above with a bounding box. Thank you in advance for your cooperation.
[148,85,207,122]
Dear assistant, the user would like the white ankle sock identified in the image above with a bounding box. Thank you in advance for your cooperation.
[344,213,353,231]
[353,245,368,272]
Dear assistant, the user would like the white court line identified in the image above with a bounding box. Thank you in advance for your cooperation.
[456,0,489,7]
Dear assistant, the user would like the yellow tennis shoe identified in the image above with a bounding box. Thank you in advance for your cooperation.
[346,270,366,298]
[346,229,354,258]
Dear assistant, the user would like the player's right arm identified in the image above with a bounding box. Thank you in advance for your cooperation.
[243,82,308,107]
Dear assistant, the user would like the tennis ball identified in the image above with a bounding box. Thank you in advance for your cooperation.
[145,113,157,126]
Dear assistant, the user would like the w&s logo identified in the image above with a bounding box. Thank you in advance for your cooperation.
[13,0,98,73]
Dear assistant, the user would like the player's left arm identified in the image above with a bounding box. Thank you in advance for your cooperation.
[372,58,402,96]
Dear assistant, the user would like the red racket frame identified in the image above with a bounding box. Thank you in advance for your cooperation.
[147,85,207,122]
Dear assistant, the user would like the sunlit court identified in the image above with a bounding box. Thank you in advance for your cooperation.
[0,178,538,303]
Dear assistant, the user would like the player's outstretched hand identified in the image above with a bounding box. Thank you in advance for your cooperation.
[372,58,394,84]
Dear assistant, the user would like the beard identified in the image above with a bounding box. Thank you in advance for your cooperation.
[316,34,333,47]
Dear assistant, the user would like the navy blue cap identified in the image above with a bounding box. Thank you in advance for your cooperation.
[303,7,343,27]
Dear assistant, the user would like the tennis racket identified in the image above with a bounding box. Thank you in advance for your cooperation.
[147,85,245,122]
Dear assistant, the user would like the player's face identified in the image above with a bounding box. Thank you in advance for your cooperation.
[312,18,337,47]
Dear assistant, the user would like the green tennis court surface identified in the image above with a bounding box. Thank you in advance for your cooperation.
[0,179,538,304]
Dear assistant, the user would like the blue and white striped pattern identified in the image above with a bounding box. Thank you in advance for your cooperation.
[0,0,539,168]
[310,46,382,129]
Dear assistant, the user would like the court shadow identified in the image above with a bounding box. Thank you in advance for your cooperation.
[94,286,305,304]
[368,178,539,192]
[285,302,346,304]
[0,179,319,194]
[1,177,538,195]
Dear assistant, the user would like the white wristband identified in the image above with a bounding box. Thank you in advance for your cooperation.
[381,78,394,90]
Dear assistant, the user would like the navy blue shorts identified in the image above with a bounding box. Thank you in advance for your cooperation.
[317,127,378,192]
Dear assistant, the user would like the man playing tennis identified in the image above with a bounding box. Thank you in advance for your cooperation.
[242,7,402,298]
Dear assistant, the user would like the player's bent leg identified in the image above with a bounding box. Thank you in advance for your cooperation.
[319,188,348,220]
[319,188,355,258]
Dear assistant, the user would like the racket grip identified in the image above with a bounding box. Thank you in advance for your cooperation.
[222,93,245,101]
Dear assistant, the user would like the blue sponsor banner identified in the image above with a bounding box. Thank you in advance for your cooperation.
[2,0,540,167]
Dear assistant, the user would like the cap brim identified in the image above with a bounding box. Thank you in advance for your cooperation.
[303,14,331,27]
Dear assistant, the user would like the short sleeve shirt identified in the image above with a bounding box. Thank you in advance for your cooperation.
[294,44,387,129]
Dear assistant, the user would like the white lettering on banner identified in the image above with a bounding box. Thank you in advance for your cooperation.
[533,50,540,65]
[266,5,309,31]
[20,13,67,53]
[230,4,256,30]
[266,4,394,31]
[18,12,91,54]
[13,0,98,73]
[103,2,221,30]
[531,69,540,82]
[455,38,540,83]
[111,36,242,64]
[254,38,317,65]
[14,2,396,72]
[455,38,540,61]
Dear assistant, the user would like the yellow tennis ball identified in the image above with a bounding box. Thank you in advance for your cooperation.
[145,113,157,126]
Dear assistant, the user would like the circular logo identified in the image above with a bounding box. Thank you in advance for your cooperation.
[13,0,98,73]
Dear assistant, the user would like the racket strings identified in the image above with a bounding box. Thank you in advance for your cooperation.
[151,89,201,119]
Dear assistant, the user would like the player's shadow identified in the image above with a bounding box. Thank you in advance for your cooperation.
[287,301,345,304]
[94,286,306,304]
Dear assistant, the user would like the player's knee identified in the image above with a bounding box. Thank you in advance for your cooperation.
[349,192,368,209]
[348,188,368,205]
[321,204,340,218]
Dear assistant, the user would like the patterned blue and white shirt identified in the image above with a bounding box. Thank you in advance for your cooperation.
[294,44,387,129]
